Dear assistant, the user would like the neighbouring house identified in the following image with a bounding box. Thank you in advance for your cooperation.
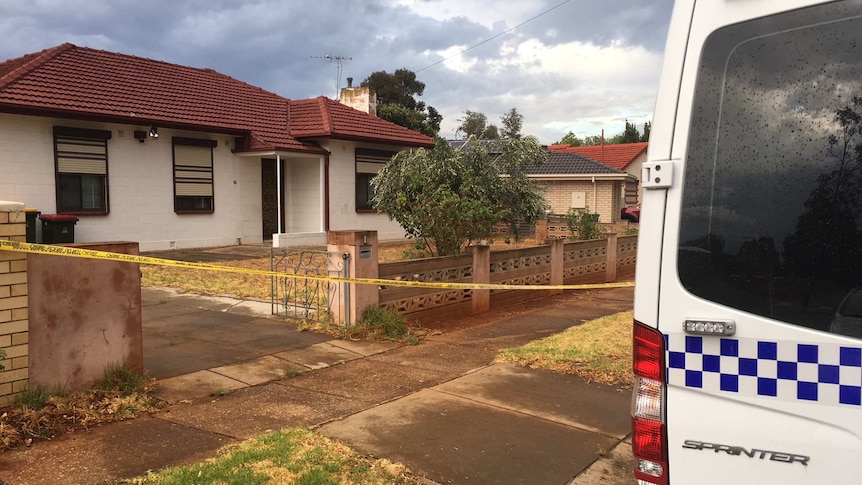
[448,139,634,223]
[548,141,648,206]
[527,151,636,223]
[0,43,434,251]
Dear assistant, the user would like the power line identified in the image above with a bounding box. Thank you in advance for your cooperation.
[415,0,571,73]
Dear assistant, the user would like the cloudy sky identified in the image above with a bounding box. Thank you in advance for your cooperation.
[0,0,673,144]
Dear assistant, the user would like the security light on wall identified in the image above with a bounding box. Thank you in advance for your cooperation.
[133,130,147,143]
[149,125,159,138]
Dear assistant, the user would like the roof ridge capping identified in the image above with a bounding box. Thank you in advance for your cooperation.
[0,42,76,90]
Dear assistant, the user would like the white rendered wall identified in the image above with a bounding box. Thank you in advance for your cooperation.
[0,114,263,251]
[285,157,322,233]
[322,140,409,241]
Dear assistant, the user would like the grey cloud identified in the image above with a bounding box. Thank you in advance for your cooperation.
[0,0,672,143]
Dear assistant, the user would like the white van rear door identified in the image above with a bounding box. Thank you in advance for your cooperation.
[660,1,862,483]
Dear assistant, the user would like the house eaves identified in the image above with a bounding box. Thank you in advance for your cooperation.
[529,173,637,182]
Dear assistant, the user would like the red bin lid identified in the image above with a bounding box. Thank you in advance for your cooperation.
[39,214,79,221]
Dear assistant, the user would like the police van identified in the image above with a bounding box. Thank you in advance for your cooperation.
[631,1,862,484]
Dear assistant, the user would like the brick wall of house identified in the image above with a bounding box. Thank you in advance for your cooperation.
[0,201,28,407]
[538,180,621,223]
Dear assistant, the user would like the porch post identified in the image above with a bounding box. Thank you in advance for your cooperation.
[276,155,283,234]
[319,156,326,232]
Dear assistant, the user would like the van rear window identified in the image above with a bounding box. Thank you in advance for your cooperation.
[679,4,862,336]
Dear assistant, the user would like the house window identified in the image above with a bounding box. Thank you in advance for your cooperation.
[54,126,112,214]
[173,137,216,213]
[355,149,394,211]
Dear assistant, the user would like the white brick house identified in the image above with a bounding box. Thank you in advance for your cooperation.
[0,44,433,251]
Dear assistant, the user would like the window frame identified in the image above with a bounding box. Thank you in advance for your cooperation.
[53,126,112,215]
[355,148,394,212]
[172,137,217,214]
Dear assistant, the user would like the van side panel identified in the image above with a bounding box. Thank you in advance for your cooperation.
[643,1,862,483]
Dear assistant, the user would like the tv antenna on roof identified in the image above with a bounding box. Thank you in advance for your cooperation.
[312,54,352,99]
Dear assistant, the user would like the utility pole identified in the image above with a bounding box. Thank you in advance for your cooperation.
[311,54,352,99]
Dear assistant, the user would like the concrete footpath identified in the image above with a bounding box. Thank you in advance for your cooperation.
[0,285,635,485]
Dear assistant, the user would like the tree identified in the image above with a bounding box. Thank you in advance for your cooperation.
[583,135,604,146]
[372,136,548,256]
[361,69,441,137]
[500,108,524,139]
[641,121,651,142]
[456,110,500,139]
[607,120,642,144]
[555,131,583,146]
[482,124,500,140]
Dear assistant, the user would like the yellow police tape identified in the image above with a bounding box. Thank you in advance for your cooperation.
[0,240,634,292]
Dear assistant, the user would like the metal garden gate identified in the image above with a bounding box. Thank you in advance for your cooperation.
[270,248,350,323]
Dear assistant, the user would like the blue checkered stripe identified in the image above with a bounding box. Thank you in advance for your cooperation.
[666,334,862,406]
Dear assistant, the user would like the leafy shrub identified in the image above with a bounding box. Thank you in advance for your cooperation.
[566,208,601,240]
[354,306,409,340]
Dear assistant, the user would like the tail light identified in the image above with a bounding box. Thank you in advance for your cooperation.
[632,320,668,485]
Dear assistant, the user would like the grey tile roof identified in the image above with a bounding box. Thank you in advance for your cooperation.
[447,139,624,176]
[527,151,626,175]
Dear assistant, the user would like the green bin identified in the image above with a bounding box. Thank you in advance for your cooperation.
[40,214,78,244]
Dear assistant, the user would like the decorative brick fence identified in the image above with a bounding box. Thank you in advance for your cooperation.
[329,230,636,325]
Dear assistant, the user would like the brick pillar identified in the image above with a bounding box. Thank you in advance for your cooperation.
[0,201,28,408]
[605,232,618,283]
[472,244,490,314]
[327,231,378,326]
[549,238,565,295]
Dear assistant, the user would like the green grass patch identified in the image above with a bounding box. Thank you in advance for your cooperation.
[300,306,423,345]
[13,388,60,411]
[497,311,634,387]
[130,427,423,485]
[95,364,151,396]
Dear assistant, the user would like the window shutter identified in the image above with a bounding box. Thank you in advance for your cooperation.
[56,137,108,175]
[174,145,213,197]
[356,150,392,174]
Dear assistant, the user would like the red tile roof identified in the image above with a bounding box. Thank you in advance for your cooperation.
[548,142,648,170]
[0,43,434,153]
[288,97,434,147]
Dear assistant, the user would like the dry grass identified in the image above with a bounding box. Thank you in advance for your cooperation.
[141,258,274,300]
[496,311,634,387]
[0,366,161,451]
[130,427,423,485]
